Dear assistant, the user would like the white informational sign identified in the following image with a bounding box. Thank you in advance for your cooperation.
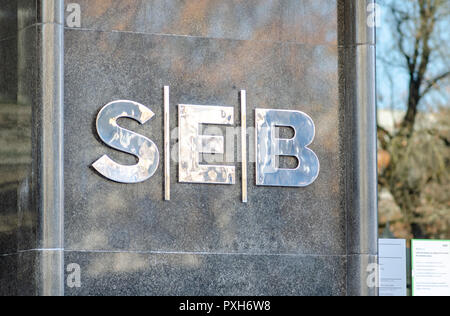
[412,240,450,296]
[379,239,407,296]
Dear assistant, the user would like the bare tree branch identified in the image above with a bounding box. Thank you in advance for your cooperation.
[398,0,440,137]
[422,71,450,95]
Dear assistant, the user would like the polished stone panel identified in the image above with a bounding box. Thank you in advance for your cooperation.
[0,16,19,259]
[0,254,17,296]
[63,0,337,45]
[17,0,38,31]
[341,44,377,256]
[0,0,378,296]
[338,0,376,47]
[64,251,346,296]
[337,0,378,295]
[13,25,38,254]
[0,251,50,296]
[281,0,337,44]
[0,38,17,102]
[4,250,63,296]
[64,29,344,256]
[1,0,62,297]
[0,32,30,256]
[0,0,17,41]
[0,0,42,40]
[0,185,18,254]
[347,254,378,296]
[1,5,64,295]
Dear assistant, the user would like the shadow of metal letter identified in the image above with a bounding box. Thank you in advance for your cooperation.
[92,100,160,183]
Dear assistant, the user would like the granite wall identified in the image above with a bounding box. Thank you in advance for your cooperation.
[0,0,378,296]
[0,0,64,295]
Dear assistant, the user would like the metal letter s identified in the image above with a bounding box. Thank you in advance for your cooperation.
[92,100,160,183]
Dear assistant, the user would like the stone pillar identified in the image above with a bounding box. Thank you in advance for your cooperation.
[0,0,65,296]
[339,0,378,296]
[0,0,378,296]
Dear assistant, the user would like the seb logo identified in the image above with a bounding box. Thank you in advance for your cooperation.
[92,87,320,202]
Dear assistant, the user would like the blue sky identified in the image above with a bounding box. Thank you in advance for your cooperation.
[376,0,450,112]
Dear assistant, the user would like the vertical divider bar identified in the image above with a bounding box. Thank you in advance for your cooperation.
[241,90,248,203]
[164,86,170,201]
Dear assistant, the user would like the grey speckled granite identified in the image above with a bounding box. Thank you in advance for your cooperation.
[64,30,344,256]
[0,250,63,296]
[64,252,346,296]
[347,254,378,296]
[0,254,18,296]
[0,0,65,296]
[64,0,337,45]
[0,37,17,102]
[0,0,17,41]
[0,24,38,256]
[0,22,35,295]
[0,0,378,296]
[61,0,350,295]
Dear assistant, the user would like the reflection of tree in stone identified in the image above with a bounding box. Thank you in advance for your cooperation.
[0,102,32,250]
[0,103,31,190]
[377,0,450,239]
